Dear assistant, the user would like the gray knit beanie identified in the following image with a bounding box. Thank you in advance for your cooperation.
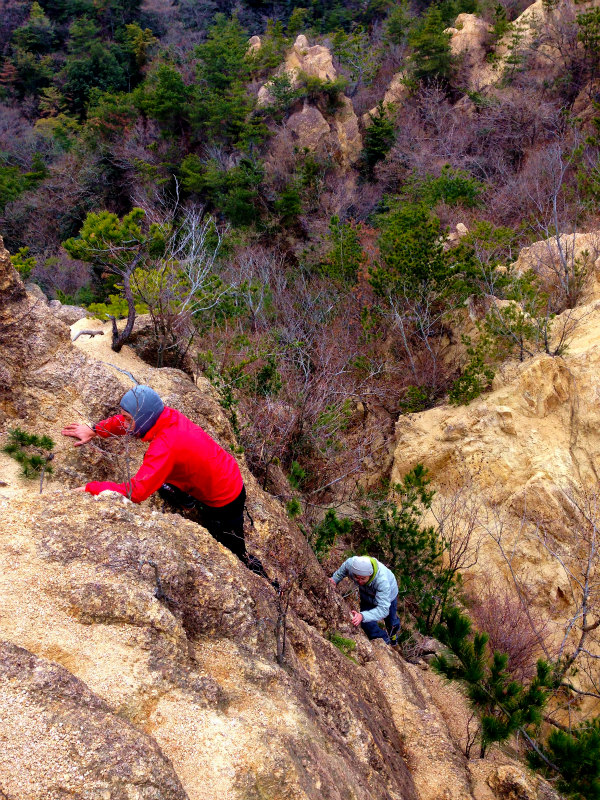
[120,385,164,437]
[350,556,374,577]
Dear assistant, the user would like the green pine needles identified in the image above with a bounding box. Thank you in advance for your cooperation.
[432,607,552,758]
[360,464,459,633]
[3,427,55,480]
[529,718,600,800]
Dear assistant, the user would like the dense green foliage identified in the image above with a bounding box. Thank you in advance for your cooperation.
[530,719,600,800]
[361,101,396,177]
[312,508,352,560]
[433,607,552,757]
[408,5,455,85]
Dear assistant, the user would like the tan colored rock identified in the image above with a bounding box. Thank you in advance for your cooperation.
[248,34,262,52]
[512,230,600,303]
[285,101,331,152]
[487,764,536,800]
[573,80,600,129]
[454,94,477,116]
[257,35,337,108]
[446,13,491,73]
[390,226,600,677]
[447,222,470,246]
[0,491,420,800]
[363,72,408,126]
[384,72,409,106]
[257,82,276,107]
[0,233,24,300]
[25,282,48,303]
[0,640,187,800]
[286,34,337,82]
[465,0,587,90]
[332,95,363,167]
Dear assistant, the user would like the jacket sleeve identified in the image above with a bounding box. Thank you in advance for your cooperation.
[331,558,352,584]
[93,415,131,438]
[360,575,392,624]
[85,437,174,503]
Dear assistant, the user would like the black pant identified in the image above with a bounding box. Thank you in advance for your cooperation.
[158,484,268,579]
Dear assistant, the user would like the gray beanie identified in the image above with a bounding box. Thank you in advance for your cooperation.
[350,556,374,577]
[120,385,164,437]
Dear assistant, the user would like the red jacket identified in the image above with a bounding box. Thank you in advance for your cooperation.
[85,406,243,506]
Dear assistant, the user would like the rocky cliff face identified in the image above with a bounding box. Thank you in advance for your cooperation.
[0,233,557,799]
[257,35,363,169]
[391,232,600,712]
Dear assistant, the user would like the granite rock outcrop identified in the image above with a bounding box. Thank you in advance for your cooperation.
[0,233,559,798]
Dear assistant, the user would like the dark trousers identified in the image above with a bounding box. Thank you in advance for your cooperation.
[360,594,400,644]
[158,484,268,579]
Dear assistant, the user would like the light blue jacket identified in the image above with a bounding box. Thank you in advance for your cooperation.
[332,557,399,624]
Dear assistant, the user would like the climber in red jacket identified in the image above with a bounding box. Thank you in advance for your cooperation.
[61,384,268,579]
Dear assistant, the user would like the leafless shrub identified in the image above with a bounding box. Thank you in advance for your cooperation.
[469,583,552,680]
[131,204,228,364]
[31,250,92,299]
[432,480,483,578]
[0,0,29,52]
[531,485,600,707]
[478,484,600,719]
[1,149,108,254]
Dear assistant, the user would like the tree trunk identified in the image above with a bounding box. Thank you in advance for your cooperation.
[111,271,137,352]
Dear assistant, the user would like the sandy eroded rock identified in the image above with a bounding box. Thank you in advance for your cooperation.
[0,492,420,800]
[0,232,561,800]
[445,13,491,85]
[363,73,408,126]
[286,102,332,151]
[0,640,187,800]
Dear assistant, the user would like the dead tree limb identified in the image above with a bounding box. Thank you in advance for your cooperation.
[72,330,105,342]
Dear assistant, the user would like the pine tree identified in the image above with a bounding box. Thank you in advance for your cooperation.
[530,718,600,800]
[433,607,552,757]
[361,101,396,178]
[3,427,55,480]
[359,464,457,632]
[409,5,455,86]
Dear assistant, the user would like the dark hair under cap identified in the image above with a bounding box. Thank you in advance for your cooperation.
[120,385,164,437]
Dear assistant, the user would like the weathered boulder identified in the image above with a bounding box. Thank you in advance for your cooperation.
[332,95,363,167]
[391,273,600,627]
[248,34,262,52]
[257,36,362,167]
[512,230,600,303]
[286,101,332,151]
[446,222,469,246]
[286,34,337,83]
[363,72,408,126]
[257,34,337,108]
[48,298,89,325]
[445,13,491,83]
[461,0,591,90]
[270,96,362,168]
[0,491,420,800]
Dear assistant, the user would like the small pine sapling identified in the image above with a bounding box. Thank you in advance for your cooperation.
[432,606,552,758]
[3,427,55,490]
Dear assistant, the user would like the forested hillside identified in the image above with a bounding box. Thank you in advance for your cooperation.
[2,0,600,507]
[4,0,600,580]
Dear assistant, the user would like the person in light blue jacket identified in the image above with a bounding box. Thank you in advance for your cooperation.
[330,555,400,645]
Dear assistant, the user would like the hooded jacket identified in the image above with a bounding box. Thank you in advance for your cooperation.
[85,406,243,506]
[331,557,399,624]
